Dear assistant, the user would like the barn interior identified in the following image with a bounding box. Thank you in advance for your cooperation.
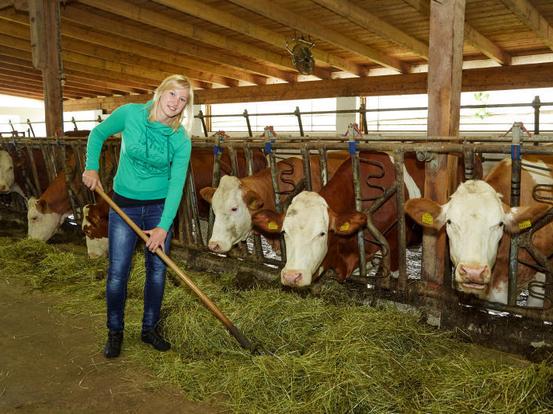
[1,1,553,412]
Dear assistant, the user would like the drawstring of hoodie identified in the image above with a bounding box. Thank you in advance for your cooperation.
[143,120,172,180]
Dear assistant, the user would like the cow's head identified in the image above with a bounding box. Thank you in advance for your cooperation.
[200,175,263,253]
[405,180,550,298]
[27,197,68,241]
[253,191,366,287]
[82,204,109,258]
[0,150,15,193]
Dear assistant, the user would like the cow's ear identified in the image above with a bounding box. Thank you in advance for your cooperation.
[251,209,283,234]
[199,187,216,204]
[404,197,445,230]
[27,196,37,209]
[243,189,264,210]
[504,203,552,234]
[35,198,48,214]
[329,210,367,235]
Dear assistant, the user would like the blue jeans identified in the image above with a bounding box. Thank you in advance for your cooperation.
[106,203,172,332]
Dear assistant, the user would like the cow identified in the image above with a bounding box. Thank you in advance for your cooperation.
[405,156,552,306]
[199,152,350,254]
[0,150,15,193]
[0,147,50,199]
[251,151,429,287]
[79,147,267,258]
[81,194,110,259]
[192,147,267,218]
[27,169,81,241]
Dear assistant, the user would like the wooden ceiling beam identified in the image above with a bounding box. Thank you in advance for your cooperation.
[0,53,155,93]
[0,18,236,88]
[61,5,296,83]
[312,0,429,60]
[63,62,553,110]
[228,0,406,73]
[78,0,333,79]
[0,71,120,97]
[0,30,197,90]
[500,0,553,50]
[402,0,511,65]
[152,0,364,76]
[0,7,266,86]
[1,64,133,94]
[0,74,101,98]
[0,87,44,100]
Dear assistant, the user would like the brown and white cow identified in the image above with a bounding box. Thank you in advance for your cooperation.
[81,194,110,259]
[405,157,552,306]
[27,169,80,241]
[252,152,427,287]
[78,147,267,258]
[0,150,16,194]
[199,153,349,253]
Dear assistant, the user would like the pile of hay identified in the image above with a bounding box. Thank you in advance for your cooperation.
[1,237,552,413]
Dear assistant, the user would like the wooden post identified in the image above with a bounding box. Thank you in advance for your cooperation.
[28,0,63,138]
[423,0,465,290]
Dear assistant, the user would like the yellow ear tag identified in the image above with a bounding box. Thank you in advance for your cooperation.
[421,212,434,226]
[518,219,531,230]
[339,222,350,232]
[267,221,279,230]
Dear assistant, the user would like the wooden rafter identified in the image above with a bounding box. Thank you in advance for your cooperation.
[0,18,240,88]
[152,0,364,76]
[500,0,553,50]
[0,53,153,93]
[0,7,267,85]
[228,0,407,73]
[78,0,333,79]
[402,0,511,65]
[61,6,296,83]
[62,62,553,110]
[312,0,429,60]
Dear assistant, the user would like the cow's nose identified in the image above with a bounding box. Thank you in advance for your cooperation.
[282,270,302,286]
[459,264,489,283]
[208,241,222,252]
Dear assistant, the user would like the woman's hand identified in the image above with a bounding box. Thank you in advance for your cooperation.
[82,170,104,192]
[144,227,168,252]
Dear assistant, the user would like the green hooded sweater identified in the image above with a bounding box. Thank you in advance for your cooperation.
[85,101,191,231]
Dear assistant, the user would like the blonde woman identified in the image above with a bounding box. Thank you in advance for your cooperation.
[82,75,193,358]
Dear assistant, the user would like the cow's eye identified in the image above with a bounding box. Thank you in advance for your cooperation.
[446,219,451,225]
[231,207,238,212]
[319,232,326,237]
[498,222,504,227]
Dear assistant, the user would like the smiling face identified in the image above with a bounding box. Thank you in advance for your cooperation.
[156,87,189,124]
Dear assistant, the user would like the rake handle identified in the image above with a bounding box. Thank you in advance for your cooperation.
[94,187,254,351]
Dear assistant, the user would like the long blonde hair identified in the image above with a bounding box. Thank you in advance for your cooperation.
[149,74,194,133]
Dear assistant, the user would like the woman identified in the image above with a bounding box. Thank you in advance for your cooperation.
[82,74,193,358]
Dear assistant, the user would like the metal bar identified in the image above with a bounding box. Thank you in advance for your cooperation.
[393,151,407,291]
[301,144,312,191]
[197,110,208,138]
[318,146,329,186]
[294,106,304,137]
[243,109,253,138]
[533,95,541,136]
[349,140,367,280]
[24,144,41,197]
[244,143,264,261]
[508,123,522,306]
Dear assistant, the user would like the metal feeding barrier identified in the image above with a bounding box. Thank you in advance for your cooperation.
[2,124,553,354]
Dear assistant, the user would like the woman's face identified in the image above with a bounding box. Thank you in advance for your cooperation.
[157,87,189,123]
